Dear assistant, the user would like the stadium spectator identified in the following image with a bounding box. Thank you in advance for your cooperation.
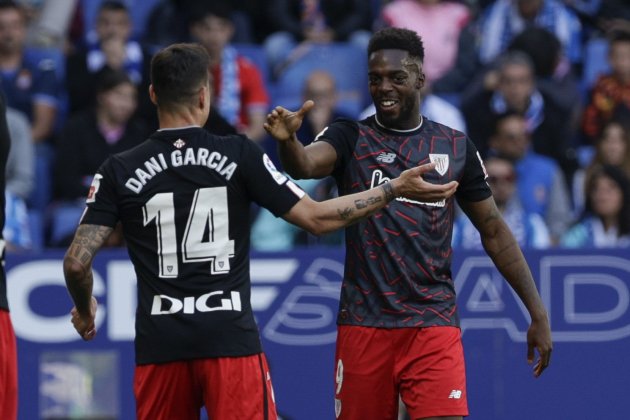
[453,156,551,249]
[189,3,270,142]
[582,30,630,144]
[488,111,573,243]
[506,26,583,130]
[253,69,347,250]
[572,119,630,216]
[477,0,583,68]
[561,165,630,247]
[51,69,149,246]
[0,85,17,420]
[462,51,577,180]
[0,0,61,143]
[266,27,552,419]
[377,0,472,85]
[4,107,33,250]
[263,0,372,77]
[63,42,443,420]
[65,1,154,128]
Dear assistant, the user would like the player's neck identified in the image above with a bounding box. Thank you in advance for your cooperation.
[157,109,204,130]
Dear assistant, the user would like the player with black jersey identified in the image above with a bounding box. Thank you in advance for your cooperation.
[265,28,553,420]
[0,89,17,419]
[62,43,448,420]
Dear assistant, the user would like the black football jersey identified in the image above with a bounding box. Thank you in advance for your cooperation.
[317,116,491,328]
[82,127,304,364]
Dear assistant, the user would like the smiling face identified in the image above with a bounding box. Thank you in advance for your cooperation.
[368,49,424,129]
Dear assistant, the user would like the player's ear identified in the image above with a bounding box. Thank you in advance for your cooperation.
[149,84,158,106]
[199,85,210,110]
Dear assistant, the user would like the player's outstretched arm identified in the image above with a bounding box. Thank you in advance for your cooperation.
[284,162,458,235]
[459,197,552,377]
[264,100,337,179]
[63,224,113,341]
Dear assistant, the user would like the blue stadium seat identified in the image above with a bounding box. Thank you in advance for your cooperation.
[27,144,55,213]
[28,210,45,252]
[48,202,85,247]
[582,37,610,97]
[273,43,369,119]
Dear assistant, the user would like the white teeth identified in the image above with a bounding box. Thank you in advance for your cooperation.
[382,100,395,106]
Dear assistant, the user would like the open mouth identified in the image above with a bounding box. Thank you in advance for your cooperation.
[378,99,398,111]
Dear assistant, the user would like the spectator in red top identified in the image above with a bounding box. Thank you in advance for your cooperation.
[582,31,630,144]
[189,3,270,142]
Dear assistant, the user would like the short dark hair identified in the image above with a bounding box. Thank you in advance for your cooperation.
[508,27,561,78]
[150,43,210,111]
[367,28,424,62]
[188,2,233,26]
[0,1,23,17]
[95,68,134,94]
[609,30,630,47]
[98,0,128,14]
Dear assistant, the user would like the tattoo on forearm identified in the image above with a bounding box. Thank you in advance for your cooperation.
[338,207,354,220]
[381,182,395,201]
[355,195,383,209]
[67,225,113,267]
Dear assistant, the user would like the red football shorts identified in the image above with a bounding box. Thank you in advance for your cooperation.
[0,309,18,420]
[134,353,277,420]
[334,325,468,419]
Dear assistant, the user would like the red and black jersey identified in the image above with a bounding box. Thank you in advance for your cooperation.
[318,116,491,328]
[82,127,304,364]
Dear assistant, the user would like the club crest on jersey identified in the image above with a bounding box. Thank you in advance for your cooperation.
[429,154,449,176]
[173,138,186,149]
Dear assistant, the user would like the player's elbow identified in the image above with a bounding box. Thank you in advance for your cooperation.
[301,218,331,237]
[63,256,87,283]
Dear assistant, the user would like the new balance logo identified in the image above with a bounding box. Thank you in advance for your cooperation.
[448,390,462,399]
[376,152,396,163]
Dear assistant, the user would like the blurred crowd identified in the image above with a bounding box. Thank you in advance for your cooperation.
[1,0,629,252]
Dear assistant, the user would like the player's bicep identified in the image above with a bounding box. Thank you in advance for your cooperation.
[302,141,338,178]
[458,196,503,238]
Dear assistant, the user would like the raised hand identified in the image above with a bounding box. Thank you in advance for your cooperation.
[264,100,315,142]
[392,162,459,202]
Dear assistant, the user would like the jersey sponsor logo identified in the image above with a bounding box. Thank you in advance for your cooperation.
[86,174,103,203]
[376,152,396,163]
[173,138,185,149]
[150,290,242,315]
[448,390,462,399]
[429,153,449,176]
[263,154,288,185]
[370,169,446,207]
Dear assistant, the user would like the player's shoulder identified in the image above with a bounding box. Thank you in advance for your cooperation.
[423,118,468,140]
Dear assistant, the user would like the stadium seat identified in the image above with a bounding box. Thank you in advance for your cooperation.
[48,203,85,247]
[272,43,369,119]
[582,37,610,97]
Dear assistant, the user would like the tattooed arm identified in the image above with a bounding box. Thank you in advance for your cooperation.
[459,197,553,377]
[63,224,113,341]
[283,162,455,235]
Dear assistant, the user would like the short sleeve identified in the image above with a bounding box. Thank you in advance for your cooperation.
[314,118,358,177]
[80,159,120,227]
[456,138,492,202]
[239,138,304,217]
